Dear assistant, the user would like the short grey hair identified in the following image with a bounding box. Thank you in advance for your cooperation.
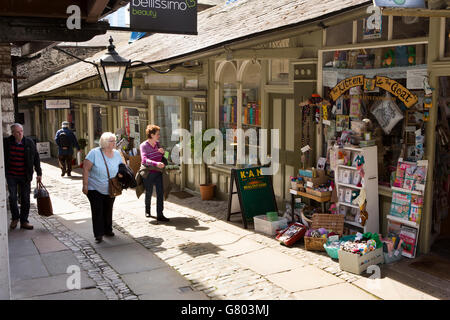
[99,132,116,149]
[10,123,23,132]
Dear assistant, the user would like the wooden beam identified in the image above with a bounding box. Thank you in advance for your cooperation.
[381,8,450,18]
[213,48,303,60]
[86,0,110,23]
[0,17,109,42]
[0,0,88,19]
[141,89,206,98]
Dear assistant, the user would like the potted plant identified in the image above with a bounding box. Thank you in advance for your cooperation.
[190,130,216,200]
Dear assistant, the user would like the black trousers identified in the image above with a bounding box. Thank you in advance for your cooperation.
[143,172,164,217]
[58,154,73,174]
[86,190,115,238]
[6,176,31,223]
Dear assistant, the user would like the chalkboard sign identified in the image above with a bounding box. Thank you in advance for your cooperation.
[227,167,278,228]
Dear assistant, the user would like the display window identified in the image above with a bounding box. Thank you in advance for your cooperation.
[218,62,238,164]
[321,44,428,186]
[155,96,181,152]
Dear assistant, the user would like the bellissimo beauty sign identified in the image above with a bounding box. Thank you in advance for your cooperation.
[130,0,197,35]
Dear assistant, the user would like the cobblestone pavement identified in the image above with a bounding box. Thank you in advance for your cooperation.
[32,210,138,300]
[33,159,379,300]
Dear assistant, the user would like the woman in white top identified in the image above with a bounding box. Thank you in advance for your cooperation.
[82,132,123,243]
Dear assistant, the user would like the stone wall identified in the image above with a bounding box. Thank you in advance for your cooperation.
[0,42,11,299]
[1,43,14,135]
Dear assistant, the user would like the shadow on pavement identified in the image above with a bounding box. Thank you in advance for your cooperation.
[178,242,223,258]
[152,217,210,232]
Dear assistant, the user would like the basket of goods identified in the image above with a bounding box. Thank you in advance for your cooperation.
[276,223,308,247]
[304,214,345,251]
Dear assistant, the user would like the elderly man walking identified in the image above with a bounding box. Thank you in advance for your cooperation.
[55,121,80,177]
[3,123,42,230]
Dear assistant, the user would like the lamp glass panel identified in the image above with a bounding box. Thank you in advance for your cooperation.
[103,65,127,92]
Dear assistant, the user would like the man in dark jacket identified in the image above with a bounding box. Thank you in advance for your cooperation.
[55,121,80,177]
[3,123,42,230]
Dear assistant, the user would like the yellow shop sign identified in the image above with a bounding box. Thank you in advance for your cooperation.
[329,75,418,108]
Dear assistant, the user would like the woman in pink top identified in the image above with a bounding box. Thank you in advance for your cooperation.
[140,125,170,221]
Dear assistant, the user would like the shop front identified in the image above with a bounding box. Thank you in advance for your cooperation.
[291,13,450,256]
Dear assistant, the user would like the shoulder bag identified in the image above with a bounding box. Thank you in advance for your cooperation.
[100,149,122,198]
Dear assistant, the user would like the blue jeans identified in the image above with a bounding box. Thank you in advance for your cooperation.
[7,176,31,223]
[143,172,164,217]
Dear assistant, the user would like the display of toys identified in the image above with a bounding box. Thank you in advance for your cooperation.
[276,223,308,247]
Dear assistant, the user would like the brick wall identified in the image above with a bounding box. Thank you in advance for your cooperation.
[0,43,14,136]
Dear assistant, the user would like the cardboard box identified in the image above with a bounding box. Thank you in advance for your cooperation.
[254,215,288,236]
[338,248,384,275]
[306,187,331,198]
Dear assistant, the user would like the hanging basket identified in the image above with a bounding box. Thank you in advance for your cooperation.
[199,184,215,200]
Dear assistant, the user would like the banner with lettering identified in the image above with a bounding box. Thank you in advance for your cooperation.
[330,75,418,108]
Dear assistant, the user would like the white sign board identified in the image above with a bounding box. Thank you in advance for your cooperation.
[36,142,51,159]
[45,99,70,109]
[407,69,428,89]
[322,70,338,88]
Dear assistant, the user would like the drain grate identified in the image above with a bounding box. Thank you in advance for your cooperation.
[178,286,194,293]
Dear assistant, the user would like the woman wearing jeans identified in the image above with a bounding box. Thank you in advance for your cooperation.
[82,132,123,243]
[140,125,169,222]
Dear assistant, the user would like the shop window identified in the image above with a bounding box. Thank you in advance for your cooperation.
[392,16,429,40]
[93,105,108,147]
[242,62,262,163]
[123,108,142,149]
[322,44,427,70]
[445,18,450,58]
[155,96,180,152]
[269,59,290,83]
[218,62,238,162]
[321,45,428,186]
[357,16,389,43]
[326,21,353,47]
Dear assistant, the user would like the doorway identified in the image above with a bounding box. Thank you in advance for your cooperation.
[269,93,296,208]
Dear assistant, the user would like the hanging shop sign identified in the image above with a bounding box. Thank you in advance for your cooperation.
[227,167,278,229]
[124,109,131,136]
[375,76,418,107]
[330,75,418,108]
[130,0,198,35]
[45,99,71,109]
[373,0,426,8]
[330,75,365,101]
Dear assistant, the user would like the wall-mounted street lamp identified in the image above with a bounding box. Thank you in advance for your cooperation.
[54,36,181,94]
[96,37,130,93]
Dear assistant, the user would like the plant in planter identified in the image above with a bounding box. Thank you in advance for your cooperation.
[190,130,217,200]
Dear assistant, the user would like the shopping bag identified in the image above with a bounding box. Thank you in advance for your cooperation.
[35,182,53,217]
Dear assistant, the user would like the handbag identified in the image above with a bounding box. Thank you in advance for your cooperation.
[100,149,122,198]
[35,182,53,217]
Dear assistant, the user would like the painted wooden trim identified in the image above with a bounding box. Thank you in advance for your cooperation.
[141,89,206,97]
[320,37,428,52]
